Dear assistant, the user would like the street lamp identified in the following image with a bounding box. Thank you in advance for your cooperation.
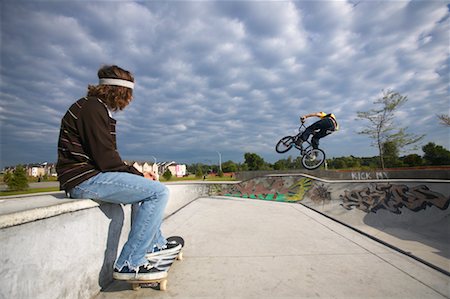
[151,156,157,174]
[216,151,222,173]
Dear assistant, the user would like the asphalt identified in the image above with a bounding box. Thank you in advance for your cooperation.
[96,196,449,299]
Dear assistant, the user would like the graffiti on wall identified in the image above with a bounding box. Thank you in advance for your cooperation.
[351,172,388,180]
[308,183,332,203]
[211,176,449,215]
[340,184,450,214]
[215,176,314,202]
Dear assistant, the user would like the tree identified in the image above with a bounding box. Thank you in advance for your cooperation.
[222,160,238,173]
[402,154,423,167]
[422,142,450,166]
[3,172,12,185]
[356,90,424,169]
[6,165,29,191]
[382,140,401,168]
[437,114,450,127]
[274,159,289,170]
[195,165,203,178]
[244,153,265,171]
[162,169,172,181]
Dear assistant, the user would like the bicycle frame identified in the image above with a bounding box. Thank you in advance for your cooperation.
[275,122,326,170]
[293,123,314,156]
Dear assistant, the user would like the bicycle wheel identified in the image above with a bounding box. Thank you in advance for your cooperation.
[301,148,325,170]
[275,136,295,153]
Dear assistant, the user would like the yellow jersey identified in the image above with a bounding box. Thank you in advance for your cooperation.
[319,112,339,130]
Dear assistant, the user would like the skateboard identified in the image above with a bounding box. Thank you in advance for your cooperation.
[129,236,185,291]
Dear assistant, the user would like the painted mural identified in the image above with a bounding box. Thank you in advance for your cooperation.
[212,176,450,215]
[340,183,450,214]
[214,176,313,202]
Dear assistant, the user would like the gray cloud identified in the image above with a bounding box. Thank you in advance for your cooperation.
[1,1,448,167]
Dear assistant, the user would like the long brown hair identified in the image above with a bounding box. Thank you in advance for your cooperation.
[87,65,134,111]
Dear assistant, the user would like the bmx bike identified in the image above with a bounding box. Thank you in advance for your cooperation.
[275,123,326,170]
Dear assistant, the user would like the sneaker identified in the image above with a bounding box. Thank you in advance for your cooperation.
[147,254,178,272]
[113,264,167,281]
[145,237,183,259]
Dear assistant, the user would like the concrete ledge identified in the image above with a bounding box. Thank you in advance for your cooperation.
[0,183,216,229]
[0,194,98,229]
[0,183,231,299]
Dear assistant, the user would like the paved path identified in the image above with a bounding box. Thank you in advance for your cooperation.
[96,197,449,298]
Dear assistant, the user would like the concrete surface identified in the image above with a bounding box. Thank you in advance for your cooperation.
[0,183,220,299]
[96,197,449,298]
[236,168,450,181]
[212,174,450,275]
[1,175,449,299]
[0,201,132,299]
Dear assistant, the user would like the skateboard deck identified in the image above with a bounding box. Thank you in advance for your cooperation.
[128,236,185,291]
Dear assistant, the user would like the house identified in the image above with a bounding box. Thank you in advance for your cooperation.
[28,165,46,177]
[24,162,56,177]
[160,161,186,177]
[128,161,187,178]
[169,164,186,177]
[125,161,159,175]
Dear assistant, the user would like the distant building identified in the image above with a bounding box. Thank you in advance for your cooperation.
[29,165,46,177]
[23,162,56,177]
[169,164,187,177]
[155,161,187,177]
[4,161,186,179]
[124,160,186,178]
[130,161,158,174]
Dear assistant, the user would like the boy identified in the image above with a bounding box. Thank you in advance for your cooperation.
[56,65,181,281]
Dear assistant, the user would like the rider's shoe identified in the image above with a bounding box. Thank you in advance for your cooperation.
[113,264,167,281]
[295,138,304,146]
[146,238,182,259]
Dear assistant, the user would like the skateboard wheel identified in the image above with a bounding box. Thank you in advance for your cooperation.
[160,279,168,291]
[177,252,183,260]
[132,283,140,291]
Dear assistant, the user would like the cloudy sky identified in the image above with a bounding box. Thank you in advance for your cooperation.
[1,1,449,168]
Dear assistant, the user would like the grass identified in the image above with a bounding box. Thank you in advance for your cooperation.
[0,176,236,197]
[0,187,61,197]
[160,175,237,182]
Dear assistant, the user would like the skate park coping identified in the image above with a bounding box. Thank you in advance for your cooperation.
[0,172,449,299]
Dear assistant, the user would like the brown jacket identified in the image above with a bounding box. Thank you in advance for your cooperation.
[56,96,142,191]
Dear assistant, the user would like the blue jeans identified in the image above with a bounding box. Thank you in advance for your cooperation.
[68,172,169,271]
[301,118,335,149]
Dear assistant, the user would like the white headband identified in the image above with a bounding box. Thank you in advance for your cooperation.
[99,78,134,89]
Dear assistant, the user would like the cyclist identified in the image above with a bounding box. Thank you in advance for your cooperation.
[296,112,339,149]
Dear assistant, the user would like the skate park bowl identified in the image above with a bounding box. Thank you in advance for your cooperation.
[0,170,449,298]
[211,173,450,276]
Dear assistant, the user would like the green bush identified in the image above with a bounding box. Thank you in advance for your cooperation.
[5,166,29,191]
[162,169,172,181]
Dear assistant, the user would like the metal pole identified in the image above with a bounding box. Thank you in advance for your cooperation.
[151,156,157,173]
[216,151,222,172]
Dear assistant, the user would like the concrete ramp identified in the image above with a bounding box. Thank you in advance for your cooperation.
[212,174,450,276]
[99,196,449,298]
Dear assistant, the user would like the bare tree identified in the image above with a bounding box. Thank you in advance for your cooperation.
[356,90,424,169]
[437,114,450,127]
